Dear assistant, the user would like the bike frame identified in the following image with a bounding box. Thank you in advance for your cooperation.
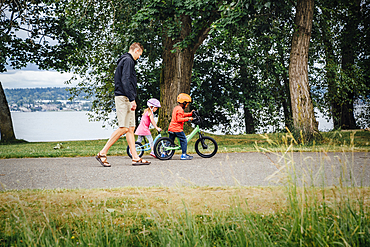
[164,125,202,151]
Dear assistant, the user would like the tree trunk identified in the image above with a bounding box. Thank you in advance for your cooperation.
[0,82,16,141]
[321,6,341,129]
[243,105,255,134]
[158,14,211,129]
[339,0,360,129]
[277,41,293,130]
[159,40,194,129]
[289,0,318,138]
[322,27,341,128]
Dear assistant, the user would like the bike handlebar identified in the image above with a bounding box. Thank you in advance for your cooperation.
[190,110,202,125]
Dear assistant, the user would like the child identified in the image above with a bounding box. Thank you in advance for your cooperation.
[168,93,194,160]
[135,98,162,158]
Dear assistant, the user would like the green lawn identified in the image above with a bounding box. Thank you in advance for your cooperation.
[1,130,369,159]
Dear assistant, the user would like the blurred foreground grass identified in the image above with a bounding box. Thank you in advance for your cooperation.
[0,130,369,159]
[1,186,369,246]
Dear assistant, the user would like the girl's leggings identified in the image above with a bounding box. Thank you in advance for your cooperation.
[137,135,154,148]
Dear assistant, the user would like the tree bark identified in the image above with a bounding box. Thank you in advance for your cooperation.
[243,105,255,134]
[339,0,360,129]
[289,0,318,138]
[158,14,212,129]
[159,38,194,129]
[277,41,293,130]
[0,82,16,141]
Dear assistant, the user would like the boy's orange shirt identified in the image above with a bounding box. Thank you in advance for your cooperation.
[168,105,192,132]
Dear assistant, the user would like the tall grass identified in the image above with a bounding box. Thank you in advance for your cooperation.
[258,129,370,246]
[1,131,369,246]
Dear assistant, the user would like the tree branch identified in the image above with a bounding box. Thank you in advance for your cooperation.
[191,10,221,53]
[192,25,211,53]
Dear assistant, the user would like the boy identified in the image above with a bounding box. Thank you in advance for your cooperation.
[168,93,194,160]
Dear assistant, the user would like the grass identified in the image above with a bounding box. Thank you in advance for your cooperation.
[0,130,369,159]
[1,186,369,246]
[0,131,369,246]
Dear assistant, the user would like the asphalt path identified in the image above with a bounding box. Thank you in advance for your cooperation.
[0,152,369,191]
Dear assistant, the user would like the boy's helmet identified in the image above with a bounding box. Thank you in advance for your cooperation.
[177,93,192,103]
[147,98,161,107]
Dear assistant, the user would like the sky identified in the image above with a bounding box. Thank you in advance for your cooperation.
[1,63,78,89]
[0,10,75,89]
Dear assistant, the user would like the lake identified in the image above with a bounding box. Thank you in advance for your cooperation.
[11,111,115,142]
[9,111,334,142]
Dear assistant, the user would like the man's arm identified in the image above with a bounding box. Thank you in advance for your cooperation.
[121,59,137,102]
[130,101,137,111]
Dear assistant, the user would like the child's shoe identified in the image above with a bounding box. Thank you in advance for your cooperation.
[181,154,193,160]
[150,152,157,158]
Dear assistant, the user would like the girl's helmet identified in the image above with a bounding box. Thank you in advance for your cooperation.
[177,93,192,103]
[147,98,161,108]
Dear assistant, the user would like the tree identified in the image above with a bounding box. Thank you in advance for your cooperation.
[338,0,360,129]
[62,0,158,127]
[312,0,369,130]
[133,0,222,128]
[288,0,319,140]
[317,1,341,128]
[191,0,295,134]
[0,0,85,141]
[0,82,14,141]
[61,0,223,130]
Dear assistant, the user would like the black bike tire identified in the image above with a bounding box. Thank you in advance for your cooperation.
[127,141,144,158]
[153,137,175,160]
[195,136,218,158]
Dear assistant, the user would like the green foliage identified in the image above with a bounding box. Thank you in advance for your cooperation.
[310,0,370,129]
[0,0,86,73]
[192,0,295,134]
[59,0,164,127]
[3,0,369,135]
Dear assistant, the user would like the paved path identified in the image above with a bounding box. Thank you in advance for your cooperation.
[0,152,369,190]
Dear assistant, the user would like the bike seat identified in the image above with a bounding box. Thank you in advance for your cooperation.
[168,131,174,135]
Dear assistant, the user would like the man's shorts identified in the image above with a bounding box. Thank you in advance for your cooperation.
[115,96,135,128]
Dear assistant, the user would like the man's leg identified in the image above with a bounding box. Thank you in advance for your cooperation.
[100,127,128,155]
[129,127,151,165]
[126,126,140,160]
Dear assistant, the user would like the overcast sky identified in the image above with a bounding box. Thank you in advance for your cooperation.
[0,63,78,89]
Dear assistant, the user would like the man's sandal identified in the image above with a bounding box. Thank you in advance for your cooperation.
[132,158,151,166]
[96,153,111,167]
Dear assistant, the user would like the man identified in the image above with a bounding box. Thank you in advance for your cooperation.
[96,42,151,166]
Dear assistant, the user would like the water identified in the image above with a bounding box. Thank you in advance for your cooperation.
[10,111,114,142]
[9,111,334,142]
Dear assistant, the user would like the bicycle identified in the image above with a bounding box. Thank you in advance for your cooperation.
[126,131,162,158]
[153,110,218,160]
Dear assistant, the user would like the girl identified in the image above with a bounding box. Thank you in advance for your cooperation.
[135,98,162,158]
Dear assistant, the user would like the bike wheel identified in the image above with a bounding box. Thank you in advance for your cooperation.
[127,141,144,158]
[195,136,218,158]
[154,137,175,160]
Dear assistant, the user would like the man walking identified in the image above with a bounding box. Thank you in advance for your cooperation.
[96,42,151,167]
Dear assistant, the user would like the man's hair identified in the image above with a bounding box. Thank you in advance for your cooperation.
[129,42,144,52]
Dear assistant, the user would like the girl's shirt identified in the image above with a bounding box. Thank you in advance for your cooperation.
[168,105,192,132]
[135,111,151,136]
